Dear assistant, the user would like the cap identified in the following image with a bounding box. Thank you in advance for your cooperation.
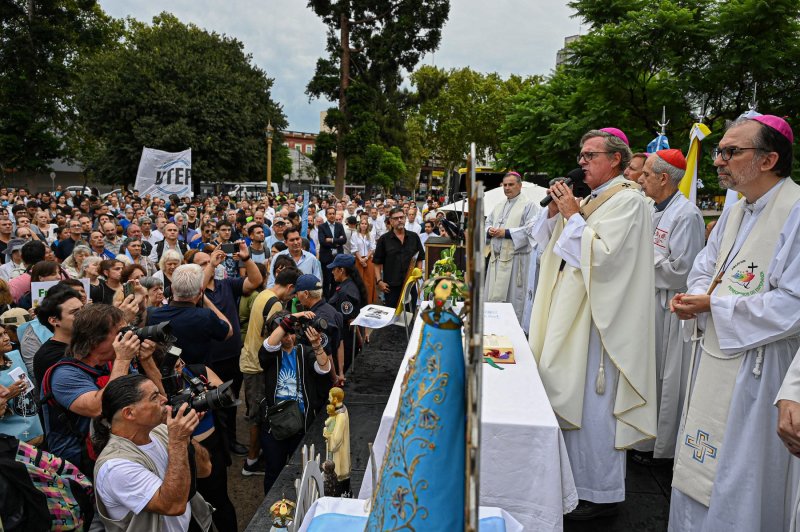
[752,114,794,144]
[1,308,30,326]
[327,254,355,269]
[4,238,25,257]
[273,216,286,225]
[655,149,687,170]
[599,127,630,146]
[292,274,322,293]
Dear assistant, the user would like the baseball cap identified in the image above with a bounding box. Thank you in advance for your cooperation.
[327,254,355,269]
[1,308,31,326]
[273,216,286,225]
[292,274,322,294]
[4,238,25,257]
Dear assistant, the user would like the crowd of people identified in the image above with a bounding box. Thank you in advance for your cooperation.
[2,114,800,532]
[0,182,445,530]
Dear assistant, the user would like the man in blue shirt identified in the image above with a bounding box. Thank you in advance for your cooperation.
[41,304,160,475]
[146,264,232,365]
[267,227,322,288]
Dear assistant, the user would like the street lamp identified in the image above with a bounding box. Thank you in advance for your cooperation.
[265,121,274,193]
[49,171,56,192]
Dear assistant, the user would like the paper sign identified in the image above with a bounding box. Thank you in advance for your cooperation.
[31,279,90,307]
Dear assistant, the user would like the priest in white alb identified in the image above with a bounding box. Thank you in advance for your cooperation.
[636,148,705,463]
[669,114,800,532]
[529,128,657,520]
[485,171,539,325]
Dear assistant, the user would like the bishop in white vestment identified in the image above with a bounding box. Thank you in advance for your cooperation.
[638,149,705,459]
[529,129,657,518]
[670,115,800,532]
[485,171,539,325]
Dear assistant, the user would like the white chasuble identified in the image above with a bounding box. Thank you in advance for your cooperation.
[669,178,800,532]
[529,177,657,450]
[485,194,538,324]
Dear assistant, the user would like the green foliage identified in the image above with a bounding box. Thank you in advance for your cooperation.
[74,13,289,186]
[408,66,540,173]
[354,144,407,189]
[307,0,450,190]
[423,245,465,301]
[0,0,118,172]
[502,0,800,186]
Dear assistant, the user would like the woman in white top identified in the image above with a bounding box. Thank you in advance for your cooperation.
[350,218,377,305]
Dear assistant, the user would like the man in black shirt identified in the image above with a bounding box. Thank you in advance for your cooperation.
[32,287,84,385]
[373,207,425,309]
[293,274,344,389]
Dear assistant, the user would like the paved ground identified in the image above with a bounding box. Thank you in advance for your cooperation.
[233,322,671,531]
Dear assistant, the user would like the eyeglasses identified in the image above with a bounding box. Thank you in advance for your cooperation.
[577,151,612,163]
[390,216,405,221]
[712,146,760,161]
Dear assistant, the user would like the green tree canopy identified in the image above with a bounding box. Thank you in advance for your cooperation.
[408,66,540,175]
[307,0,450,195]
[74,13,290,187]
[502,0,800,191]
[0,0,117,173]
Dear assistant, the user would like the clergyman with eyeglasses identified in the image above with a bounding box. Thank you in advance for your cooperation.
[528,127,656,520]
[669,114,800,531]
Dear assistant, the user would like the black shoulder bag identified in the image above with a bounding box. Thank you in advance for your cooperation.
[262,346,305,440]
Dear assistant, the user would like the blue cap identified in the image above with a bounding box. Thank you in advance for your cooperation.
[292,274,322,293]
[327,254,355,269]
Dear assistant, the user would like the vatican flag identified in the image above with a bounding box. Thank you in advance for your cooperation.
[679,123,711,204]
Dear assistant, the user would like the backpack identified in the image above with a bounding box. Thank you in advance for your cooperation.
[155,239,188,262]
[39,359,112,473]
[0,434,94,531]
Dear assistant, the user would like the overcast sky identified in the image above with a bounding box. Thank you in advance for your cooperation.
[99,1,581,132]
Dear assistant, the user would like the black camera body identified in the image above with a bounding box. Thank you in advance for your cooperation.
[293,314,328,337]
[120,321,176,344]
[160,345,240,417]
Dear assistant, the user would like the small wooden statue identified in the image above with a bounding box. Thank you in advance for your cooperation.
[322,386,351,496]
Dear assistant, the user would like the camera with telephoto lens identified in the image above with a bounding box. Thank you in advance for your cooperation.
[119,321,176,344]
[160,346,241,418]
[285,313,327,337]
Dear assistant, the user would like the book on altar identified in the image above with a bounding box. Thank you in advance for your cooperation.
[483,334,515,364]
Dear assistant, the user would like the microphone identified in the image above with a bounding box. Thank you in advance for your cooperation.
[540,177,572,207]
[539,167,586,207]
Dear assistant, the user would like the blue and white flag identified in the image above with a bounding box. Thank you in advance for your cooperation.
[646,134,670,153]
[301,190,309,238]
[134,147,193,199]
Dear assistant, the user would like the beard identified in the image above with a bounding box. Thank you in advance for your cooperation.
[717,157,762,190]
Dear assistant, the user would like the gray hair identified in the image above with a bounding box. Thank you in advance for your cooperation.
[80,256,102,278]
[580,130,632,173]
[158,249,183,272]
[651,155,685,187]
[138,276,164,290]
[307,288,323,300]
[170,264,204,300]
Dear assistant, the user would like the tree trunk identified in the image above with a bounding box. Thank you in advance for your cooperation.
[335,10,350,199]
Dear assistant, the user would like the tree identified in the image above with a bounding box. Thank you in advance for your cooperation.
[306,0,450,196]
[408,66,540,177]
[0,0,117,174]
[502,0,800,186]
[74,13,291,189]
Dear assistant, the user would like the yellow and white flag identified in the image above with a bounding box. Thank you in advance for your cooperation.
[679,123,711,204]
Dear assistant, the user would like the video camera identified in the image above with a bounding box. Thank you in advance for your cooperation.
[160,346,240,418]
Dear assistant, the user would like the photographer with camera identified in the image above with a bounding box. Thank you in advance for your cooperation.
[240,267,301,476]
[40,304,162,475]
[155,348,238,531]
[259,309,332,494]
[93,374,214,531]
[147,264,232,366]
[292,274,345,388]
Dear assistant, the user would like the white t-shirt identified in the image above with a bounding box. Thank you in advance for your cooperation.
[96,436,192,532]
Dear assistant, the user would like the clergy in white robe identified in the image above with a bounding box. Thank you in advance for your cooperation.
[485,172,539,325]
[669,115,800,532]
[638,149,705,459]
[529,129,657,518]
[777,348,800,532]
